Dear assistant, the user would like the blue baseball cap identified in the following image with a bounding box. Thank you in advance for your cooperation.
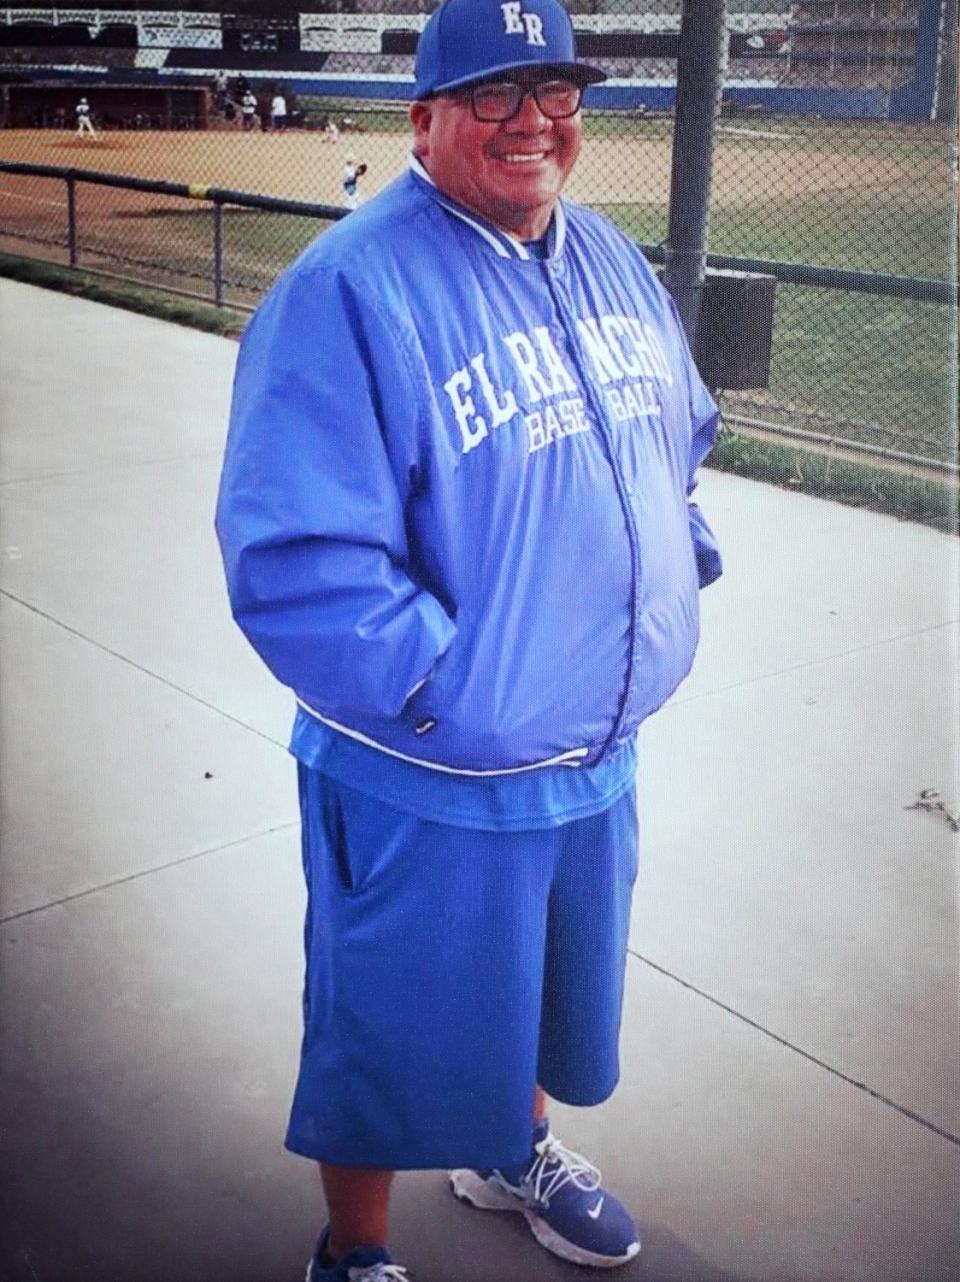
[413,0,606,99]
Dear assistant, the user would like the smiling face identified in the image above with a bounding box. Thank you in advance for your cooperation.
[410,73,582,242]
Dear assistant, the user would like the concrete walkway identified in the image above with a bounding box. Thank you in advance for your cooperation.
[0,278,957,1282]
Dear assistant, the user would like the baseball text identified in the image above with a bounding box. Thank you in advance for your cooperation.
[442,312,673,456]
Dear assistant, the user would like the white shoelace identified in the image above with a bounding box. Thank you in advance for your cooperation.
[521,1134,602,1207]
[347,1265,408,1282]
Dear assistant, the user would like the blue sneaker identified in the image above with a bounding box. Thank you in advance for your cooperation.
[305,1227,411,1282]
[450,1119,640,1269]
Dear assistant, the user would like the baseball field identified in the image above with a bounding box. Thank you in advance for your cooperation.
[0,114,955,466]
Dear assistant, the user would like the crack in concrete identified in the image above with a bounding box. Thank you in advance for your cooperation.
[630,948,960,1148]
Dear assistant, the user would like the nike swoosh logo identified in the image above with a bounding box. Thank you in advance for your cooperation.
[587,1197,604,1220]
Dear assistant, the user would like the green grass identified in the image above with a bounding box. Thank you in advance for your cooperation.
[598,192,955,280]
[709,427,958,533]
[216,208,332,292]
[581,111,674,141]
[223,208,329,260]
[753,286,956,460]
[71,207,333,297]
[594,192,957,465]
[715,121,951,166]
[297,96,410,134]
[0,249,247,336]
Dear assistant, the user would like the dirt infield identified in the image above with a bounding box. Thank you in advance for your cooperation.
[0,125,914,214]
[0,121,929,311]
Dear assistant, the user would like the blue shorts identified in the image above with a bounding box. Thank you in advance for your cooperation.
[285,765,639,1170]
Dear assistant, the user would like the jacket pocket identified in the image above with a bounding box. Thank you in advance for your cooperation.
[402,638,462,736]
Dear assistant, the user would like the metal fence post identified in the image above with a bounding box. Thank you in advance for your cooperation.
[212,199,224,307]
[663,0,729,346]
[66,173,77,268]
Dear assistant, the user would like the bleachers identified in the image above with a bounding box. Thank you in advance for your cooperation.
[779,62,912,86]
[0,40,869,91]
[308,48,794,84]
[597,56,675,78]
[352,0,435,11]
[0,43,137,68]
[135,48,168,69]
[725,55,788,79]
[595,0,681,12]
[323,50,414,73]
[166,46,331,71]
[0,6,860,99]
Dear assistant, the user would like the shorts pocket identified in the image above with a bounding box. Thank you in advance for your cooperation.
[321,778,412,898]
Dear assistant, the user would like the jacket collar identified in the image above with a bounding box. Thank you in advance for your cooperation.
[409,154,567,261]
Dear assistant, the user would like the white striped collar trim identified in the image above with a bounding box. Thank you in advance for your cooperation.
[409,153,565,262]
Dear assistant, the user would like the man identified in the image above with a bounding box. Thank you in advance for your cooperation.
[240,88,257,131]
[75,97,96,139]
[342,153,367,210]
[215,1,721,1279]
[214,69,229,114]
[271,90,288,132]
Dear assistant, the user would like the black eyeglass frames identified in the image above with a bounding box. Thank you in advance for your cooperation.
[461,80,583,123]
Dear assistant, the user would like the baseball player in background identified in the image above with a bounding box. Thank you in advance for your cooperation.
[75,97,96,139]
[271,91,288,132]
[214,69,229,114]
[341,153,367,210]
[216,1,722,1279]
[240,89,257,131]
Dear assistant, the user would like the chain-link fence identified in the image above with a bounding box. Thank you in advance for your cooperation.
[0,1,957,475]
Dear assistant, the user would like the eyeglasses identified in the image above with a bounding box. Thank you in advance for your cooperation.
[460,79,583,123]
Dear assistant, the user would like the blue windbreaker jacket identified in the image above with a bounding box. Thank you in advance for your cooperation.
[216,160,721,777]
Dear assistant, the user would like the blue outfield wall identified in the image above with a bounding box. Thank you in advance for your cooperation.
[718,85,890,118]
[889,0,947,119]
